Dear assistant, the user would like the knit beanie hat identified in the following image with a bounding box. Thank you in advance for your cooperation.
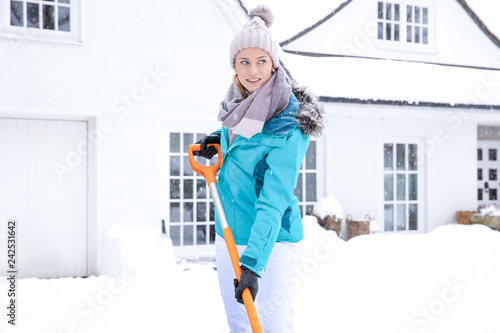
[229,5,279,69]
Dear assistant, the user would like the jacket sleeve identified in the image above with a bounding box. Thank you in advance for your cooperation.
[239,127,309,277]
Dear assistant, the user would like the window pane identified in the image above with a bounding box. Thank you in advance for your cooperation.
[11,1,24,26]
[378,22,384,40]
[407,26,412,42]
[478,189,483,201]
[27,3,40,28]
[305,141,316,170]
[183,202,193,222]
[407,6,412,23]
[386,23,392,40]
[478,169,483,181]
[209,202,215,221]
[478,148,483,161]
[170,156,180,176]
[183,226,193,246]
[415,6,420,23]
[384,144,393,170]
[43,4,55,30]
[170,133,180,153]
[409,204,418,230]
[489,189,497,201]
[209,224,216,244]
[196,225,207,245]
[489,149,497,161]
[423,7,428,24]
[394,4,400,21]
[183,133,193,153]
[183,179,193,199]
[196,202,206,222]
[170,203,180,222]
[170,179,180,199]
[489,169,497,181]
[408,144,418,170]
[294,173,303,200]
[397,174,406,200]
[415,26,420,43]
[409,174,418,200]
[196,179,206,199]
[394,24,400,41]
[422,27,428,44]
[386,2,392,20]
[183,156,193,176]
[378,2,383,19]
[58,5,70,31]
[384,204,394,231]
[170,225,180,246]
[397,204,406,231]
[59,0,70,4]
[384,174,394,201]
[396,144,405,170]
[306,173,317,202]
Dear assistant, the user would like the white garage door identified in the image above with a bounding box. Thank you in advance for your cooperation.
[0,118,88,278]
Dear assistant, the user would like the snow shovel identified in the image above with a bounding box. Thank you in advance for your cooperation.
[188,143,263,333]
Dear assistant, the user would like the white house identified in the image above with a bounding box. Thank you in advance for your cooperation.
[1,0,499,279]
[0,0,249,278]
[246,0,500,237]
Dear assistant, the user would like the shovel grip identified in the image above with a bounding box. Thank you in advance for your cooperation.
[188,144,222,185]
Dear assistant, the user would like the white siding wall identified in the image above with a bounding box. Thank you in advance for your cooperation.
[0,118,88,278]
[322,103,481,233]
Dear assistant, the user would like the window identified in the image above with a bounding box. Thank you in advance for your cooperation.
[384,142,420,232]
[295,139,318,216]
[377,2,400,41]
[168,133,318,247]
[1,0,81,43]
[168,132,217,247]
[406,5,429,44]
[377,1,431,47]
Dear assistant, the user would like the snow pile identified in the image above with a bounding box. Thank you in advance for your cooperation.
[311,196,343,219]
[294,223,500,333]
[1,222,500,332]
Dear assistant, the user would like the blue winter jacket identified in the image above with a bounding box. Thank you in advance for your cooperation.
[214,89,323,277]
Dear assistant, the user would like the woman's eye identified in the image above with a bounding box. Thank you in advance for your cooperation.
[258,60,266,64]
[241,61,249,65]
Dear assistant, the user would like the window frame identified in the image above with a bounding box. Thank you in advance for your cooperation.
[383,139,425,233]
[376,0,435,53]
[0,0,82,44]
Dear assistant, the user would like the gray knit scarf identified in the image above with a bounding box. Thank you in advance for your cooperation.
[218,65,292,140]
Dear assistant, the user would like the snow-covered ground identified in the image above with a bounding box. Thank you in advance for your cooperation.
[2,217,500,333]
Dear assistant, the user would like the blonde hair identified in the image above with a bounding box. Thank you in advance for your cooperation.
[233,74,248,99]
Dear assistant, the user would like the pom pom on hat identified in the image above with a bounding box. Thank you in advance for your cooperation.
[229,5,279,69]
[249,5,274,28]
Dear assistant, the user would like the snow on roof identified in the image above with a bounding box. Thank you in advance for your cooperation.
[281,51,500,107]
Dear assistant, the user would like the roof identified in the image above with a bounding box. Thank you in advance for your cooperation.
[241,0,500,108]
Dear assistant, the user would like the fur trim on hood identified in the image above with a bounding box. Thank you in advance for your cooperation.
[292,85,325,137]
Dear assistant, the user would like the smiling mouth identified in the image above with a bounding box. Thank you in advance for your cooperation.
[247,78,261,83]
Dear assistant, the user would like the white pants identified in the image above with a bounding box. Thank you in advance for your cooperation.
[215,234,302,333]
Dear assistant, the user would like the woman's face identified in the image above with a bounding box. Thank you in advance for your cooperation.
[234,48,273,94]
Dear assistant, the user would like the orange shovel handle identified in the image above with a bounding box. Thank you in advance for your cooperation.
[188,144,222,185]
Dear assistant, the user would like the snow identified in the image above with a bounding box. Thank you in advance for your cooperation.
[312,196,344,219]
[2,218,500,332]
[281,52,500,106]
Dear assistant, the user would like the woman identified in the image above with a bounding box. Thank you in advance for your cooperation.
[195,5,323,332]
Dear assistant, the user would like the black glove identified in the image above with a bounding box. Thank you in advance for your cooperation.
[193,133,221,159]
[234,266,259,304]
